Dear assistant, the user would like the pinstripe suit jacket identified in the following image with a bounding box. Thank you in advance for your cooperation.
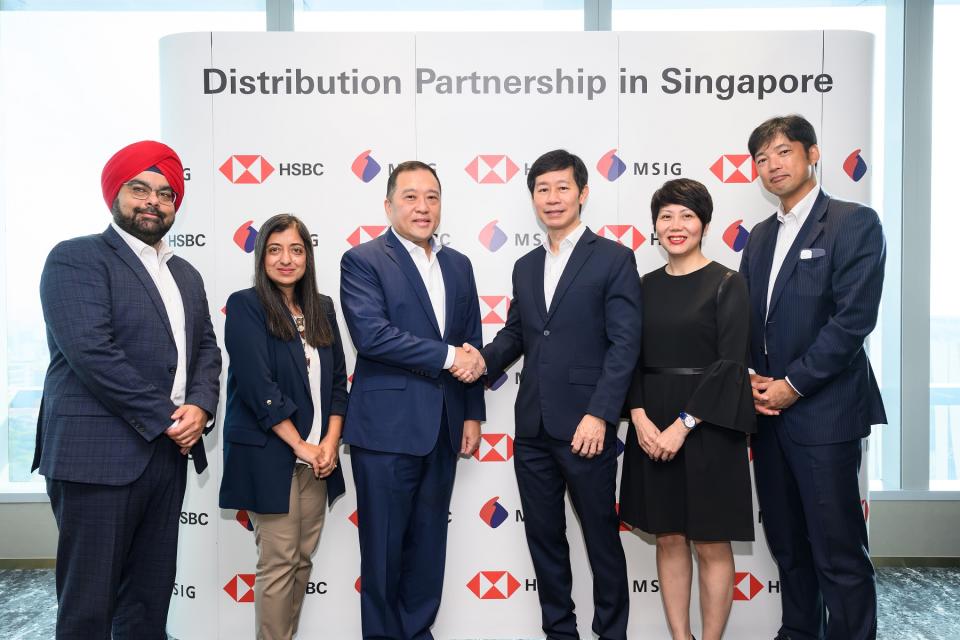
[33,225,222,485]
[739,190,886,445]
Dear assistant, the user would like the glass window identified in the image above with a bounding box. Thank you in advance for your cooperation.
[0,6,263,493]
[930,3,960,490]
[295,0,583,32]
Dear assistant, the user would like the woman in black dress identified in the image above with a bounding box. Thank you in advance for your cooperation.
[620,179,756,640]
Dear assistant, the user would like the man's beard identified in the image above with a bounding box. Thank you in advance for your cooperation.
[111,199,173,246]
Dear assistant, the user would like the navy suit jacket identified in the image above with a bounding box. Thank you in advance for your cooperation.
[739,190,887,445]
[34,225,221,485]
[481,227,642,440]
[219,288,347,514]
[340,229,485,455]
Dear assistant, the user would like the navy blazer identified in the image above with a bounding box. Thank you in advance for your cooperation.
[219,288,347,514]
[34,225,221,485]
[481,227,642,439]
[739,190,887,445]
[339,229,485,456]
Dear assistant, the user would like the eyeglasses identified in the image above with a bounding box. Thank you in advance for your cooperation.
[124,182,177,206]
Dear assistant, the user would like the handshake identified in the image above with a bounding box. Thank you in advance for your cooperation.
[450,343,485,384]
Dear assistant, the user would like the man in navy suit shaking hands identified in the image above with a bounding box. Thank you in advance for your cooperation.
[340,161,485,640]
[34,140,221,639]
[739,115,886,640]
[467,150,641,640]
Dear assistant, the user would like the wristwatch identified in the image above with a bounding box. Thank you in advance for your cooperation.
[679,411,697,430]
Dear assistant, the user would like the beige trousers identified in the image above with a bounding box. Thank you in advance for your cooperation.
[249,465,327,640]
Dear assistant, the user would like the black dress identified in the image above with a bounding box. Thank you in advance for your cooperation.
[619,261,756,541]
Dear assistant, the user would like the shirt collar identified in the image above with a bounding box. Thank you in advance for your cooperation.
[548,222,586,256]
[776,184,820,226]
[111,222,174,263]
[392,228,442,257]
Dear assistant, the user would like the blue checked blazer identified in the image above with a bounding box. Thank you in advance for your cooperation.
[739,190,887,444]
[33,225,222,485]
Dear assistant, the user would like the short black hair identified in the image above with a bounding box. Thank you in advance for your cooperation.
[385,161,441,199]
[526,149,588,194]
[650,178,713,228]
[748,114,818,159]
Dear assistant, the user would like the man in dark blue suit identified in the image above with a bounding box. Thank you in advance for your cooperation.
[340,161,486,640]
[474,150,641,640]
[739,115,886,640]
[33,140,221,639]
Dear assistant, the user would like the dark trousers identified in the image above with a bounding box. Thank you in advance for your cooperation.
[753,417,876,640]
[47,436,187,640]
[351,415,457,640]
[514,424,628,640]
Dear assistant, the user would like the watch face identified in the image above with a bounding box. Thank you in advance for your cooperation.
[681,413,696,429]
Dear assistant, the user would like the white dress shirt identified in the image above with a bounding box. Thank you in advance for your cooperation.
[764,185,820,395]
[296,340,325,466]
[393,230,456,369]
[111,223,187,408]
[544,223,587,309]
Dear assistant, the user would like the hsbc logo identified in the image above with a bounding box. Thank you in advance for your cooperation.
[467,571,521,599]
[480,296,510,324]
[598,225,646,251]
[733,571,763,601]
[710,154,757,183]
[224,574,255,602]
[861,498,869,522]
[219,154,324,183]
[474,433,514,462]
[219,155,275,184]
[465,155,519,184]
[346,225,388,247]
[348,510,359,527]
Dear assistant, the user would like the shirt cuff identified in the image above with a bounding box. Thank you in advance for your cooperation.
[443,345,456,370]
[784,376,803,397]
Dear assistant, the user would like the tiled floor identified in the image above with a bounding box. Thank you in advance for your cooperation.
[1,567,957,639]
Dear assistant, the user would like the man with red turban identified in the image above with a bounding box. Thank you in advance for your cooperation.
[34,140,222,639]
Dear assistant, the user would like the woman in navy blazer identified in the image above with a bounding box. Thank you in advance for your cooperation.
[219,214,347,640]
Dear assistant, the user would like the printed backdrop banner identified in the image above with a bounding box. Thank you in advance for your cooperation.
[159,31,874,639]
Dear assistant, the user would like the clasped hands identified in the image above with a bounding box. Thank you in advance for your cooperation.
[450,343,485,384]
[631,408,688,462]
[293,436,340,479]
[166,404,209,455]
[750,373,799,415]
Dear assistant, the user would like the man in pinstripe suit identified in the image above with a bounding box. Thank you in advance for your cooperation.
[739,115,886,640]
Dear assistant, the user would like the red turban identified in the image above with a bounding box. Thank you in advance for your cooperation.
[101,140,186,212]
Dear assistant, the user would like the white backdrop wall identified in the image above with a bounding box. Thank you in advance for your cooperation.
[159,31,874,639]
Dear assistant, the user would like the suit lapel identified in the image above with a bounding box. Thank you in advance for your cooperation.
[768,190,829,318]
[546,228,597,322]
[531,247,548,323]
[284,318,312,397]
[166,258,195,363]
[103,226,175,344]
[754,216,779,320]
[437,249,457,340]
[384,229,441,337]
